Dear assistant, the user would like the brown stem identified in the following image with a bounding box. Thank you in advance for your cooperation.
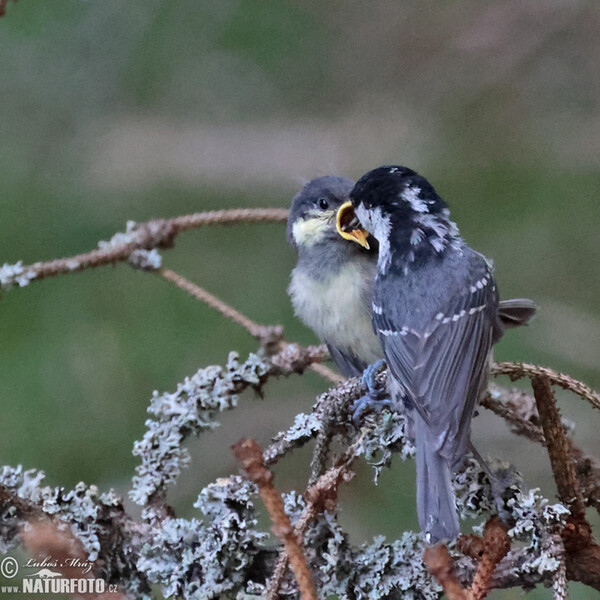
[531,376,600,591]
[467,517,511,600]
[531,376,586,519]
[232,438,318,600]
[266,443,357,599]
[424,544,467,600]
[494,361,600,411]
[159,267,266,338]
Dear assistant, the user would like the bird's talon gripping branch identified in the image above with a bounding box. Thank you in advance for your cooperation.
[351,360,392,425]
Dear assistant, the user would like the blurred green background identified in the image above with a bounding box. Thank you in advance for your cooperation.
[0,1,599,597]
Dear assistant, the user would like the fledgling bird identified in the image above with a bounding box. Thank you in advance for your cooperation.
[337,165,512,542]
[287,176,382,377]
[288,176,536,383]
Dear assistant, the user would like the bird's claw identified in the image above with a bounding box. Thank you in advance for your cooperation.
[351,360,391,426]
[360,359,386,392]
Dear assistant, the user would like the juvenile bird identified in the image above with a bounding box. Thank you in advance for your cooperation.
[288,176,535,383]
[287,176,381,377]
[337,165,512,542]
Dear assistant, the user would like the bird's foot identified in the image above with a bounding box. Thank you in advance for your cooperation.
[351,360,391,425]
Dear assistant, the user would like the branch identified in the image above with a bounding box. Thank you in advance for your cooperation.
[532,376,586,518]
[467,517,511,600]
[0,0,17,16]
[157,266,341,383]
[267,437,358,599]
[494,361,600,410]
[531,376,600,590]
[0,208,289,291]
[232,438,318,600]
[423,545,467,600]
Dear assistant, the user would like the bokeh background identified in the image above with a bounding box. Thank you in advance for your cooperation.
[1,1,599,597]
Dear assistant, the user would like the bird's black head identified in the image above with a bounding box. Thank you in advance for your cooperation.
[287,176,356,248]
[350,165,448,218]
[345,166,461,269]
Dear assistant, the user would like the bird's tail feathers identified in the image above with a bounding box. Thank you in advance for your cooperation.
[415,417,459,543]
[497,298,537,328]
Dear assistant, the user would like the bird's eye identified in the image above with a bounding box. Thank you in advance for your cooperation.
[318,197,329,210]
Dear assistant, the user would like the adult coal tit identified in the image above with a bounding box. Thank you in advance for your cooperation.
[336,165,526,542]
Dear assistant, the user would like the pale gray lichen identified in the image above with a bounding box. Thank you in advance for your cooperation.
[130,352,271,506]
[0,348,577,599]
[351,533,441,600]
[505,486,569,577]
[453,457,495,520]
[280,490,443,599]
[98,220,139,250]
[0,466,123,562]
[356,410,414,482]
[137,476,268,600]
[0,261,36,290]
[128,249,163,271]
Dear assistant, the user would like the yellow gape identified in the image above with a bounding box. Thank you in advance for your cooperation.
[336,201,370,249]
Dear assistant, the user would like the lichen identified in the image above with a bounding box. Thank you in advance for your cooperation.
[130,352,271,506]
[0,261,36,290]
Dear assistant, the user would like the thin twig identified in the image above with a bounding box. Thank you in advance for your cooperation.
[307,362,343,384]
[19,208,288,284]
[531,376,600,591]
[467,517,511,600]
[531,376,586,519]
[232,438,318,600]
[0,0,17,16]
[159,266,340,385]
[494,362,600,411]
[481,385,544,444]
[267,440,358,600]
[159,267,265,338]
[424,544,467,600]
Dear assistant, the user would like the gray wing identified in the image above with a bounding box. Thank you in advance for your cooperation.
[374,252,499,465]
[326,343,367,378]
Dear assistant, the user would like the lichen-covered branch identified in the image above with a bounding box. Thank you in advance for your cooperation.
[3,207,600,598]
[0,208,288,292]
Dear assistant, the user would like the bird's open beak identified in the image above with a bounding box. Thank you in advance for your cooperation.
[336,201,370,249]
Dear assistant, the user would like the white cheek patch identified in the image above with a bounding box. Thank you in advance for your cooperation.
[356,205,392,272]
[292,217,329,246]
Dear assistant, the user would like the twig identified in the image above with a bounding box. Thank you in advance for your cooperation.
[307,362,343,384]
[483,383,600,514]
[423,544,467,600]
[531,376,600,591]
[481,385,544,444]
[0,0,17,16]
[494,362,600,411]
[266,439,358,599]
[531,376,586,519]
[158,267,267,339]
[232,438,318,600]
[467,517,511,600]
[158,267,341,384]
[16,208,288,285]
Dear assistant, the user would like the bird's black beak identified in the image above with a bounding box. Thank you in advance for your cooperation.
[336,201,370,249]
